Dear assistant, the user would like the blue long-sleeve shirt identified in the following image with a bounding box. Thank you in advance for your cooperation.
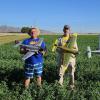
[22,38,46,65]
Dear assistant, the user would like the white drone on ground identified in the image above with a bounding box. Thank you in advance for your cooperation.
[87,34,100,58]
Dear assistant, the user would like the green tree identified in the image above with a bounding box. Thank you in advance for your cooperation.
[21,27,30,33]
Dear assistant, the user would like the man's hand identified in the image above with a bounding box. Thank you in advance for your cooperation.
[39,48,46,55]
[20,46,30,54]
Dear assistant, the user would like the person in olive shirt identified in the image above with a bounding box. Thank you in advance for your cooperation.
[52,25,78,89]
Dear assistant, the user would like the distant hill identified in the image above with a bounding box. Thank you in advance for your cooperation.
[0,25,55,34]
[40,29,54,34]
[0,25,21,33]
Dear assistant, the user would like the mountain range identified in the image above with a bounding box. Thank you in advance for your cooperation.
[0,25,54,34]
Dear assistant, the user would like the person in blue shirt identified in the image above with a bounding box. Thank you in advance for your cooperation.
[20,27,46,88]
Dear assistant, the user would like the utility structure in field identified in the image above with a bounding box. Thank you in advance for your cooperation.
[87,34,100,58]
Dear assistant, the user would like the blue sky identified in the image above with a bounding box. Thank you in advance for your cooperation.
[0,0,100,33]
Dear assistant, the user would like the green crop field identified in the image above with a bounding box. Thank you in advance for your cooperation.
[0,35,100,100]
[0,34,29,45]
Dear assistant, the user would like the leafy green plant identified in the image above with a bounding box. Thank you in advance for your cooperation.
[0,35,99,100]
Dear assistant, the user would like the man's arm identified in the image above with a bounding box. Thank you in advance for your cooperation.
[73,41,78,51]
[39,41,47,55]
[55,41,79,54]
[55,45,78,54]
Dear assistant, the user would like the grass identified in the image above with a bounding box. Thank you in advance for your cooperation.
[0,34,100,100]
[0,33,29,45]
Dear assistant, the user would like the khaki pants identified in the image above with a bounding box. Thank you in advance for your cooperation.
[58,57,76,87]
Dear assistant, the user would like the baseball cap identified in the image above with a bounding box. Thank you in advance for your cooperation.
[63,25,70,29]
